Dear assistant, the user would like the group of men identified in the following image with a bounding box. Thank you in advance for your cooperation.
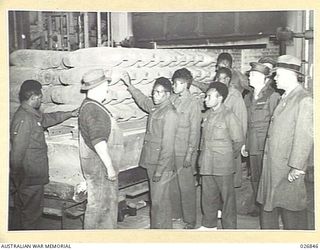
[10,51,313,231]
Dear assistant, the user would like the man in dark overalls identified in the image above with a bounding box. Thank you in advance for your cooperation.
[242,62,280,216]
[122,73,178,229]
[79,69,123,229]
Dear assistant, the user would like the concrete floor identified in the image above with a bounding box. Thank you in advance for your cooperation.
[8,166,314,230]
[9,173,261,230]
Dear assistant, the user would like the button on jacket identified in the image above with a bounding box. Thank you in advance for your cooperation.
[257,85,313,211]
[128,86,178,175]
[199,104,244,176]
[244,86,280,155]
[10,103,73,186]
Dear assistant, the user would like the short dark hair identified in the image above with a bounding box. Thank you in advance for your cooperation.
[217,52,233,66]
[216,67,232,80]
[171,68,193,88]
[154,77,172,93]
[19,80,42,103]
[207,81,229,102]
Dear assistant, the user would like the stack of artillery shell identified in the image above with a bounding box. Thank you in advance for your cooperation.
[9,47,215,122]
[9,48,216,186]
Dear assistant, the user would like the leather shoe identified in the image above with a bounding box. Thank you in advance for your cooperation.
[184,223,195,229]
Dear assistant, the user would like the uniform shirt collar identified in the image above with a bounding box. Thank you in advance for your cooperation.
[21,102,42,118]
[211,103,224,113]
[178,89,191,98]
[156,98,171,109]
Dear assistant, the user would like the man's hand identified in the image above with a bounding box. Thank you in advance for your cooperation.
[152,172,162,182]
[120,71,132,87]
[183,154,192,168]
[241,145,248,157]
[288,168,305,182]
[106,167,117,182]
[71,108,80,117]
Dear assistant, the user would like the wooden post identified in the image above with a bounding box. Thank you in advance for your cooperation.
[97,12,101,47]
[107,12,111,47]
[13,11,18,49]
[83,12,89,48]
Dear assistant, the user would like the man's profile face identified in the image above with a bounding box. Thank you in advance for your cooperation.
[249,71,265,89]
[274,68,291,90]
[205,88,221,109]
[152,84,169,105]
[32,92,43,109]
[172,78,187,95]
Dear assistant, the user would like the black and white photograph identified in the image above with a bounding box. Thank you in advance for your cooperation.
[2,3,317,244]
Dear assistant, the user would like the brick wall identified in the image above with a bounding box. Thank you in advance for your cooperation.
[194,42,280,74]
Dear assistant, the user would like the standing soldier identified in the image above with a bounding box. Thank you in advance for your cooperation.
[79,69,123,229]
[10,80,78,230]
[257,55,313,229]
[170,68,202,229]
[242,62,280,216]
[122,74,178,229]
[198,82,243,230]
[215,67,247,188]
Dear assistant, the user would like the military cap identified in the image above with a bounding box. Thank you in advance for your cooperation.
[248,62,270,76]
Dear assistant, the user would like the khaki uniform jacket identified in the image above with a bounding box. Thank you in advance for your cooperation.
[10,103,73,185]
[225,86,248,138]
[169,91,202,158]
[230,69,250,93]
[244,86,280,155]
[128,86,178,175]
[257,85,313,211]
[199,104,244,176]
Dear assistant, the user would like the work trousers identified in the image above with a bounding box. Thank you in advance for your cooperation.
[14,184,44,230]
[249,154,263,207]
[170,157,196,226]
[260,207,308,230]
[233,155,242,188]
[82,157,118,229]
[147,167,174,229]
[201,174,237,229]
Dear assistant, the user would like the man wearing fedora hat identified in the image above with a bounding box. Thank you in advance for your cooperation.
[242,61,281,217]
[78,69,123,229]
[256,55,313,229]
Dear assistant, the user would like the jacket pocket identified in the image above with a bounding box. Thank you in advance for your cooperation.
[140,138,161,165]
[212,122,229,140]
[29,122,46,149]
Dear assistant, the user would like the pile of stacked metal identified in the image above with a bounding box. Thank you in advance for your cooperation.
[10,48,215,121]
[9,47,216,185]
